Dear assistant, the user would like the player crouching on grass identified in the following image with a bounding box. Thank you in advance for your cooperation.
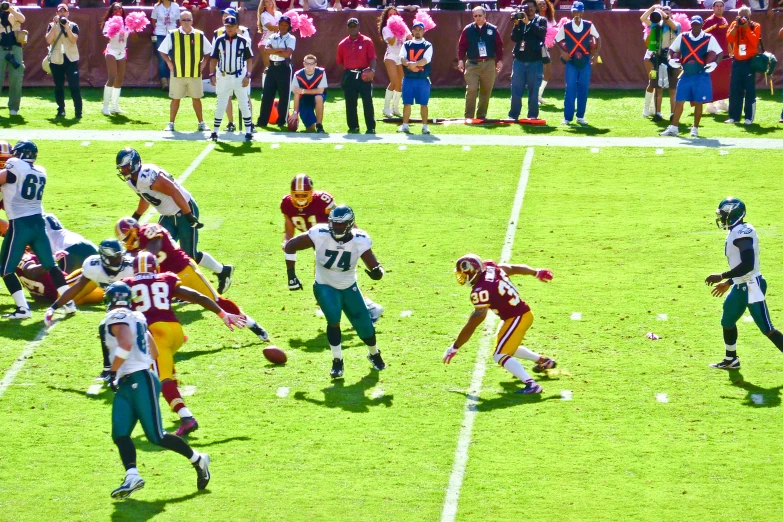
[445,254,555,394]
[102,282,210,500]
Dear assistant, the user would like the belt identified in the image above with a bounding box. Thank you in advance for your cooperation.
[219,70,244,78]
[269,60,289,66]
[467,58,494,64]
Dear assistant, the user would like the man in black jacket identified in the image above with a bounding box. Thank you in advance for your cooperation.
[509,0,547,120]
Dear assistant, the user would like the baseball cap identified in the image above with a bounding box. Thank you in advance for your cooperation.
[224,15,238,26]
[690,15,703,24]
[412,21,425,28]
[56,3,69,10]
[347,17,359,27]
[571,1,584,12]
[279,15,291,25]
[221,7,238,16]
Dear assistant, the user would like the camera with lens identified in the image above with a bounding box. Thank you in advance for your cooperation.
[512,6,527,21]
[739,16,748,24]
[59,16,68,25]
[0,2,10,12]
[4,52,19,69]
[649,10,662,24]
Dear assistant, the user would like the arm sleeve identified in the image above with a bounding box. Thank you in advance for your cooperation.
[510,24,522,43]
[367,37,376,60]
[707,35,723,54]
[318,72,328,88]
[243,46,253,60]
[457,28,468,60]
[336,42,344,65]
[590,23,599,38]
[157,34,172,53]
[722,246,754,279]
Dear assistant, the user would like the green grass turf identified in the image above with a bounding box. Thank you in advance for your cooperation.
[2,142,783,521]
[2,86,782,138]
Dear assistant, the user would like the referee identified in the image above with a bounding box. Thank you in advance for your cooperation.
[209,16,254,142]
[257,16,295,129]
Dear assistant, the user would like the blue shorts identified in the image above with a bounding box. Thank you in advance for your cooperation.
[675,73,712,103]
[299,93,327,128]
[401,77,431,106]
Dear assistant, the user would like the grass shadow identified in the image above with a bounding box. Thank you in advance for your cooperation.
[288,330,357,353]
[174,343,255,364]
[451,381,560,411]
[727,369,783,408]
[214,140,258,156]
[564,124,610,135]
[48,384,114,406]
[111,490,207,522]
[196,435,252,447]
[293,370,392,413]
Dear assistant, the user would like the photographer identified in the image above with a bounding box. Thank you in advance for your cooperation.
[725,6,761,124]
[509,0,547,121]
[45,4,81,119]
[640,4,680,121]
[0,0,24,116]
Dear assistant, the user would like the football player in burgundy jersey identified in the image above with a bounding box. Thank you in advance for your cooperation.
[116,217,270,342]
[15,249,103,305]
[444,254,556,395]
[122,252,245,436]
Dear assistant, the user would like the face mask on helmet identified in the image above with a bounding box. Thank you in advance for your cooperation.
[455,255,484,285]
[115,217,140,250]
[715,198,746,230]
[328,208,355,240]
[290,174,314,209]
[99,242,124,275]
[116,149,140,181]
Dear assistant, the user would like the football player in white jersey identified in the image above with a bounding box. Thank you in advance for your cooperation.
[0,141,72,319]
[284,205,386,378]
[43,213,98,274]
[705,197,783,369]
[115,148,234,295]
[102,282,211,500]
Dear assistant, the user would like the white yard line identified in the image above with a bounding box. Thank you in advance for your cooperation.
[656,393,669,403]
[276,386,290,398]
[1,130,782,150]
[561,390,573,401]
[570,312,582,321]
[441,147,534,522]
[0,325,55,399]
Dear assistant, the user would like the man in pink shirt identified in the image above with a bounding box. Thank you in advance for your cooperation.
[336,18,377,134]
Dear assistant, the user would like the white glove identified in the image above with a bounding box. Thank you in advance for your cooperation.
[667,58,681,69]
[44,307,55,328]
[218,310,246,331]
[443,344,459,364]
[704,62,717,74]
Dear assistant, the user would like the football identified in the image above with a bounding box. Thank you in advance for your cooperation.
[263,345,287,365]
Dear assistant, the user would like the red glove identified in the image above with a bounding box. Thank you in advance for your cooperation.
[443,344,459,364]
[535,269,553,282]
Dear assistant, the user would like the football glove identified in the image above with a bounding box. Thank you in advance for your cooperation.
[365,264,385,281]
[287,269,303,291]
[218,310,246,331]
[184,213,204,229]
[704,62,717,74]
[535,269,553,282]
[443,344,459,364]
[54,250,68,262]
[44,307,56,328]
[109,371,119,392]
[668,58,681,69]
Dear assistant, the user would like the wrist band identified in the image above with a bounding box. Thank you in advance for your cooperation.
[285,253,297,261]
[209,73,215,77]
[218,310,227,319]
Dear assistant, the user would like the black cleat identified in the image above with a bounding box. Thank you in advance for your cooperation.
[330,358,344,379]
[244,132,253,142]
[226,122,236,132]
[315,123,325,133]
[348,127,360,134]
[365,128,376,134]
[96,369,113,384]
[194,454,211,490]
[217,264,234,294]
[710,357,740,370]
[209,132,218,142]
[367,351,385,371]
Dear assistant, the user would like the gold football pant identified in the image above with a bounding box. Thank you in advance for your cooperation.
[149,321,186,381]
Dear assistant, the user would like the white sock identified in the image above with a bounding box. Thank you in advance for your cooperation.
[384,89,394,111]
[11,290,27,309]
[245,316,257,329]
[367,344,379,355]
[178,407,193,419]
[494,353,532,382]
[392,91,401,113]
[126,467,139,476]
[539,80,547,96]
[330,344,342,359]
[55,285,69,297]
[189,451,200,463]
[197,251,223,274]
[513,346,541,361]
[725,344,737,358]
[261,73,266,86]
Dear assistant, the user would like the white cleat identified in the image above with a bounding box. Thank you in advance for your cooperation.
[561,119,571,125]
[690,126,699,138]
[164,122,175,132]
[197,122,208,132]
[724,118,736,124]
[383,109,393,118]
[744,119,753,125]
[576,118,588,125]
[3,306,31,320]
[659,125,679,137]
[421,124,431,135]
[63,300,77,315]
[397,123,410,133]
[365,298,384,325]
[102,107,112,116]
[111,474,145,500]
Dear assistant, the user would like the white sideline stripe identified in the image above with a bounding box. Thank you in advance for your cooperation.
[80,141,90,146]
[181,385,197,397]
[400,310,413,317]
[86,384,103,396]
[0,325,56,399]
[570,312,582,321]
[561,390,573,401]
[750,394,764,405]
[2,130,782,150]
[657,314,668,321]
[656,393,669,403]
[441,147,534,522]
[276,386,290,398]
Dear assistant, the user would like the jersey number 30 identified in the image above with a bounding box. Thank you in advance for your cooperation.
[131,282,171,312]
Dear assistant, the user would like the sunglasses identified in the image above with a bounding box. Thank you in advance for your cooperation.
[57,7,69,12]
[473,14,484,17]
[304,61,316,65]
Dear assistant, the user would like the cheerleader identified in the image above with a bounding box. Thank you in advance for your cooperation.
[378,7,410,118]
[101,3,130,116]
[537,0,556,104]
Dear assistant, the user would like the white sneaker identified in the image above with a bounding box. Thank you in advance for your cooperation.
[421,124,431,135]
[197,122,208,132]
[659,125,679,137]
[164,122,175,131]
[538,96,546,105]
[9,110,18,116]
[690,126,699,138]
[3,306,31,320]
[744,119,753,125]
[561,119,571,125]
[706,103,717,114]
[111,106,127,115]
[397,123,410,133]
[63,300,77,315]
[724,119,736,124]
[111,474,145,499]
[576,118,588,125]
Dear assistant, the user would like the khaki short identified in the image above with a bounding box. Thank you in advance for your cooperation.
[169,77,204,100]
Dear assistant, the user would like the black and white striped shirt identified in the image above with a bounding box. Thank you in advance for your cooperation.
[211,33,254,76]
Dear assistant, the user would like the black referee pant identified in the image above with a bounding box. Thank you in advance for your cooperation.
[342,69,375,132]
[257,60,291,127]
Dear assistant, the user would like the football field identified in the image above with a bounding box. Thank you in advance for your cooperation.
[1,136,783,521]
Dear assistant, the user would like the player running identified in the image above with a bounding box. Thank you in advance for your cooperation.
[115,216,269,342]
[123,252,245,436]
[705,197,783,369]
[115,148,234,294]
[284,205,386,379]
[101,282,211,500]
[445,254,556,394]
[281,174,383,324]
[43,213,98,274]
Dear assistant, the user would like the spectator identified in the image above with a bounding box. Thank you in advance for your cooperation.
[101,3,131,116]
[0,1,24,116]
[583,0,610,10]
[258,0,282,80]
[555,1,600,125]
[182,0,208,11]
[336,17,377,133]
[725,6,761,124]
[379,6,410,118]
[509,0,547,121]
[45,4,81,119]
[257,15,295,128]
[641,4,680,121]
[703,0,729,113]
[745,0,773,14]
[660,15,722,137]
[213,8,253,132]
[457,7,503,121]
[537,0,555,104]
[303,0,341,11]
[397,20,432,134]
[157,11,212,132]
[704,0,735,8]
[290,54,327,133]
[151,0,180,91]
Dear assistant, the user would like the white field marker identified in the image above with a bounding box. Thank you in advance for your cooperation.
[181,385,197,397]
[743,315,754,322]
[334,144,344,150]
[80,141,90,146]
[145,142,155,147]
[442,147,534,522]
[315,309,324,317]
[398,145,407,151]
[271,143,280,149]
[590,147,600,153]
[657,314,668,321]
[276,386,290,398]
[656,393,669,403]
[656,148,664,155]
[462,146,471,151]
[750,394,764,405]
[371,388,385,399]
[86,384,103,396]
[560,390,573,401]
[570,312,582,321]
[400,310,413,318]
[719,150,728,155]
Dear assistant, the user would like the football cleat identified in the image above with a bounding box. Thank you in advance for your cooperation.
[209,132,218,142]
[63,300,77,315]
[367,351,386,371]
[3,306,31,320]
[175,416,199,437]
[455,254,484,286]
[290,174,314,209]
[244,132,253,143]
[715,197,745,230]
[249,322,269,342]
[516,380,543,394]
[111,474,145,500]
[217,265,234,294]
[194,454,211,490]
[330,358,344,379]
[96,369,113,383]
[164,122,175,132]
[532,357,557,373]
[710,357,740,370]
[226,122,236,132]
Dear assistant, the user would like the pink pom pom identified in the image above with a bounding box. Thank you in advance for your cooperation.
[125,11,150,33]
[103,16,124,39]
[283,10,301,32]
[297,14,316,38]
[545,26,558,48]
[556,17,569,29]
[671,12,690,33]
[387,15,409,41]
[642,23,650,39]
[413,11,436,31]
